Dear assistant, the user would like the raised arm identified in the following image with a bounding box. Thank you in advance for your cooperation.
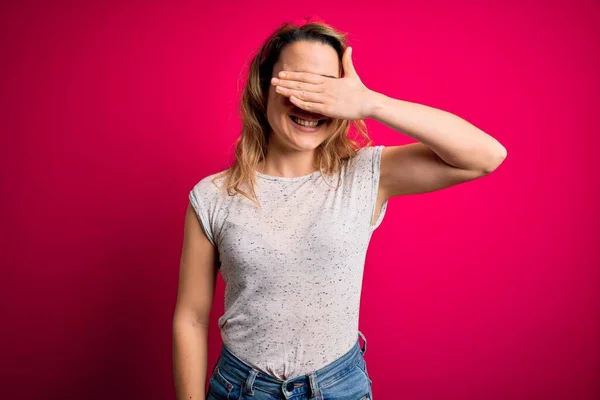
[368,94,507,199]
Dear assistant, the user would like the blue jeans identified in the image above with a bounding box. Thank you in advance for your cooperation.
[206,331,372,400]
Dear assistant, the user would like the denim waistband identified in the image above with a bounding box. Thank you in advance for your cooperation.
[215,330,368,398]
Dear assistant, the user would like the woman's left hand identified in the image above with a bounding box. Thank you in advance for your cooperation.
[271,47,376,121]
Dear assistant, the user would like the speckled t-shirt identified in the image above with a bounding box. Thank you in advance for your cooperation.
[189,145,388,381]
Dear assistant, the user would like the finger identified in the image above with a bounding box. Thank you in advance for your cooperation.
[276,86,323,103]
[342,47,356,77]
[272,77,322,92]
[290,95,325,114]
[278,71,325,85]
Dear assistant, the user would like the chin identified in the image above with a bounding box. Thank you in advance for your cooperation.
[288,133,329,151]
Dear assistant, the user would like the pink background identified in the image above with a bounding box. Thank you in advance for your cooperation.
[2,1,599,399]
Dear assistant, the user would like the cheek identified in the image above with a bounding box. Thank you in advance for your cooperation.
[267,96,292,122]
[269,86,292,108]
[267,100,289,129]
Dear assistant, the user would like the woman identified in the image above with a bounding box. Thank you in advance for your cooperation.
[173,17,507,400]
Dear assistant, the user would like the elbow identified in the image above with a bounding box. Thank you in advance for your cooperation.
[482,145,507,174]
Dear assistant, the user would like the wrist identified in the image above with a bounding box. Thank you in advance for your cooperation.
[363,89,385,120]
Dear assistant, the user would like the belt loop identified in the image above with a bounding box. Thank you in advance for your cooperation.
[243,369,258,396]
[358,330,367,355]
[308,371,322,399]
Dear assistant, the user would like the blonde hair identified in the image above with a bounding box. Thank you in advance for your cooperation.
[213,19,373,206]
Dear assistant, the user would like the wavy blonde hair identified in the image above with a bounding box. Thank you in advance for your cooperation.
[214,19,373,206]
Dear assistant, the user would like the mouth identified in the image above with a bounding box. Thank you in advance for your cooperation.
[288,114,329,131]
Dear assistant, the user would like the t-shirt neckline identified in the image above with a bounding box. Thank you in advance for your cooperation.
[254,169,321,182]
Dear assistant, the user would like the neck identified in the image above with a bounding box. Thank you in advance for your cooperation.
[257,142,318,178]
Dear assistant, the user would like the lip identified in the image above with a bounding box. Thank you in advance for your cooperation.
[288,115,326,133]
[290,111,327,121]
[290,114,321,122]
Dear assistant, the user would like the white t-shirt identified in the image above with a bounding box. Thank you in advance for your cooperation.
[189,145,388,380]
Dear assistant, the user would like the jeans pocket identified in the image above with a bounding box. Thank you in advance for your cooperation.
[319,362,371,400]
[207,365,242,400]
[356,357,373,399]
[356,357,373,387]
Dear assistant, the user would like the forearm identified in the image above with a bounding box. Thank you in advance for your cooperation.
[173,318,210,400]
[365,91,507,172]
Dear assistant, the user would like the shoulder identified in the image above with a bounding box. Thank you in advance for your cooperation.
[190,169,229,199]
[346,145,385,173]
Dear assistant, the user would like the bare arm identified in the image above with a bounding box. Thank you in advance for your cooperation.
[172,202,219,400]
[365,92,507,199]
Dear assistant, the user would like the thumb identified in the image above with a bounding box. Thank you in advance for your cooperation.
[343,47,356,77]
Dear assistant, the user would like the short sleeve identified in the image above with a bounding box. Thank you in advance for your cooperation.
[351,145,388,231]
[188,177,218,247]
[367,145,388,231]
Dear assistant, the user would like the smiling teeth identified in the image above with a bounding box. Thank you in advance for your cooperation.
[291,116,319,127]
